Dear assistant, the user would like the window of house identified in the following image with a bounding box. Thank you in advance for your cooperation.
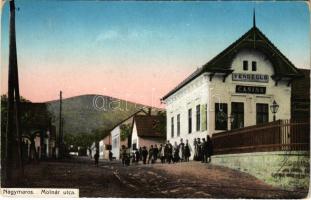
[215,103,228,130]
[231,102,244,129]
[206,104,208,129]
[177,114,180,137]
[196,105,201,131]
[188,109,192,134]
[201,104,208,131]
[256,103,269,124]
[105,145,112,150]
[243,60,248,71]
[113,138,118,148]
[171,117,174,138]
[252,61,257,71]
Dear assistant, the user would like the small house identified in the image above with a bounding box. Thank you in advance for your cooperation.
[110,109,148,159]
[99,134,112,160]
[131,115,166,150]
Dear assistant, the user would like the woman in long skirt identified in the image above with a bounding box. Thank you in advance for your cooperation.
[184,139,191,162]
[193,138,198,161]
[173,142,180,163]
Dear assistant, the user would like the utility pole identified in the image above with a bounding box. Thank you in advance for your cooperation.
[58,91,63,158]
[3,0,24,186]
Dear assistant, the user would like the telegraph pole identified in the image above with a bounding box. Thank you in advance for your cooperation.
[58,91,63,158]
[4,0,24,186]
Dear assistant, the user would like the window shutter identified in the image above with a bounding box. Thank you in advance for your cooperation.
[201,104,207,131]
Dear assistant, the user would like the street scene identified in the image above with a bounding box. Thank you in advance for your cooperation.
[1,0,310,199]
[20,158,307,198]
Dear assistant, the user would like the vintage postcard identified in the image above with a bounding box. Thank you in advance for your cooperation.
[0,0,310,199]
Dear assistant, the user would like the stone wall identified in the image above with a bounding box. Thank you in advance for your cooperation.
[211,151,309,189]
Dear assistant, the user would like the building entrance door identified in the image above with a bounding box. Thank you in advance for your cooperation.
[231,102,244,129]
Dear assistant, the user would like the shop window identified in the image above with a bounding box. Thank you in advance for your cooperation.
[177,114,180,136]
[171,117,174,138]
[188,109,192,133]
[256,104,269,124]
[252,61,257,71]
[196,105,201,131]
[243,60,248,71]
[215,103,228,130]
[231,102,244,129]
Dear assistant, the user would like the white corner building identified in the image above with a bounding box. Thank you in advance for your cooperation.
[161,18,303,159]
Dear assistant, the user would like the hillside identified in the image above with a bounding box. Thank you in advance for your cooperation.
[46,94,162,136]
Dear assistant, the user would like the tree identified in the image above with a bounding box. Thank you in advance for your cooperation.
[1,94,30,134]
[154,111,166,137]
[1,95,32,162]
[76,133,94,149]
[120,124,131,141]
[2,94,54,163]
[63,128,110,155]
[63,133,75,147]
[91,128,110,142]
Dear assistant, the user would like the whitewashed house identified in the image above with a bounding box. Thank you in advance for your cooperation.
[131,115,166,150]
[110,126,124,160]
[98,134,112,160]
[88,142,97,158]
[99,140,104,159]
[110,109,148,160]
[161,18,302,159]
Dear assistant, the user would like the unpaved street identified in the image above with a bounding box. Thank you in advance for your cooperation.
[20,157,307,198]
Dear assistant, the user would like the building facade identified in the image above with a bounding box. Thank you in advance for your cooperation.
[99,134,111,160]
[161,21,302,159]
[111,125,128,160]
[110,109,149,159]
[131,115,166,150]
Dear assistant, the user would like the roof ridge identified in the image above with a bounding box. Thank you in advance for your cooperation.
[203,27,256,69]
[162,26,302,100]
[253,27,299,74]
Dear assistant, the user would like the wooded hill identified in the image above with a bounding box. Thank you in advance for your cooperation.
[46,94,162,136]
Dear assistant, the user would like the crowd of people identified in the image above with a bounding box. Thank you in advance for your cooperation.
[119,135,213,166]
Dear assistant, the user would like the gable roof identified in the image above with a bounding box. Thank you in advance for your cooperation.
[109,109,148,131]
[133,115,165,138]
[161,26,303,100]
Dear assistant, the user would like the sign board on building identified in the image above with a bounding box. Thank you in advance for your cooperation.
[236,85,266,94]
[232,73,269,83]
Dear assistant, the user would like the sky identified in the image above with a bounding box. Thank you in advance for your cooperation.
[1,1,310,108]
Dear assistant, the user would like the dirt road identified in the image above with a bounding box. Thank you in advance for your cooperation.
[19,157,308,198]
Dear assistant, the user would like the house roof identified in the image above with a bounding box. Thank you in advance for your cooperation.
[161,25,303,100]
[133,115,165,138]
[109,109,148,131]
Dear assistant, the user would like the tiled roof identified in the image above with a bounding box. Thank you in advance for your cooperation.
[134,115,165,138]
[109,109,148,131]
[161,26,302,100]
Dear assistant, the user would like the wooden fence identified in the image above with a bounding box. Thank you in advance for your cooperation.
[212,119,310,155]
